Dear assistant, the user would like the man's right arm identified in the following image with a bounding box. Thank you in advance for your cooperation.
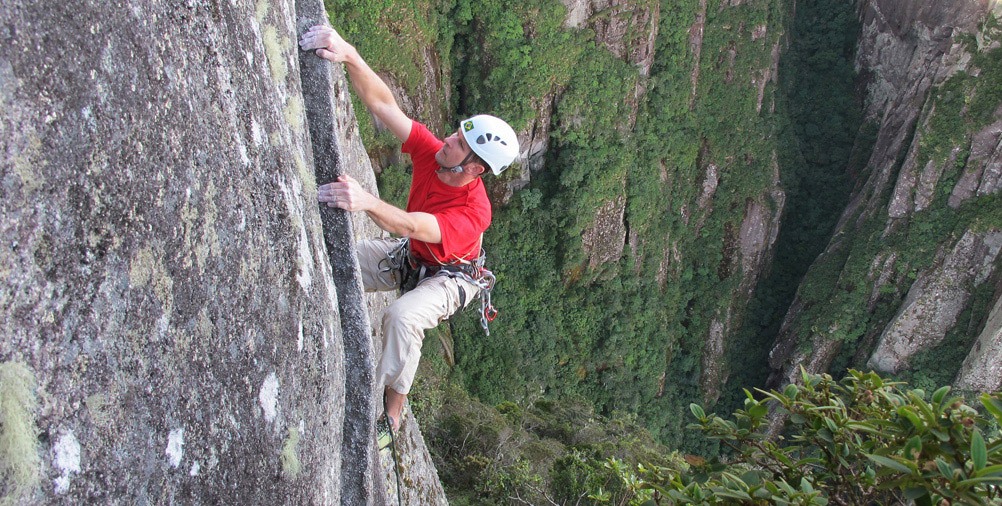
[320,175,442,243]
[299,26,412,143]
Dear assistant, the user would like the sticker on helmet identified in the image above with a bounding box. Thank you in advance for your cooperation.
[463,121,474,132]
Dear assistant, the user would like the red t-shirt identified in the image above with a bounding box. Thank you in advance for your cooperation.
[402,120,492,265]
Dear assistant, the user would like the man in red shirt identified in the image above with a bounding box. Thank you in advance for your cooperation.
[300,26,520,435]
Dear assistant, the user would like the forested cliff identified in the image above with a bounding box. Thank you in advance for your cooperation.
[335,0,1002,499]
[769,0,1002,393]
[2,0,1000,503]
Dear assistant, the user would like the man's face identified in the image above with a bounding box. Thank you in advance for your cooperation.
[435,128,473,168]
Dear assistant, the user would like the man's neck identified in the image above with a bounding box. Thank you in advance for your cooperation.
[436,169,478,187]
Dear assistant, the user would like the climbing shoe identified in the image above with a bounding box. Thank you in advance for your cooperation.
[377,414,396,450]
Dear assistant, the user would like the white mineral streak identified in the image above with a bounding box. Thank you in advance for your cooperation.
[259,372,279,423]
[298,317,305,352]
[53,431,82,494]
[166,428,185,468]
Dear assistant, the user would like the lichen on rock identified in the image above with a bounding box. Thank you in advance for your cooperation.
[1,0,355,502]
[0,362,41,503]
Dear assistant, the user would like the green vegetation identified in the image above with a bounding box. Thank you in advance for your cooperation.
[602,370,1002,505]
[967,19,1002,128]
[324,0,1002,502]
[280,426,302,479]
[723,0,867,408]
[779,33,1002,375]
[325,0,456,165]
[413,334,683,506]
[0,361,40,505]
[445,0,801,456]
[331,0,860,448]
[425,384,684,505]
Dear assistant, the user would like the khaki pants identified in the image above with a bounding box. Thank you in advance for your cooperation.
[357,238,480,394]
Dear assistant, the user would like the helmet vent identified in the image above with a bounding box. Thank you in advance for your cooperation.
[477,133,507,145]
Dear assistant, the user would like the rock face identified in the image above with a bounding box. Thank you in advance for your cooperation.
[0,0,456,503]
[855,0,985,122]
[484,0,662,205]
[702,158,785,404]
[561,0,659,76]
[581,194,628,270]
[848,0,984,227]
[767,0,1002,391]
[329,46,451,506]
[955,293,1002,391]
[949,118,1002,209]
[496,0,660,204]
[867,229,1002,373]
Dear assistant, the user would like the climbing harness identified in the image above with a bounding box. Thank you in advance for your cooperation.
[379,239,499,335]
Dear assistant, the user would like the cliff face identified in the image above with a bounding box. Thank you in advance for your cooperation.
[425,0,795,444]
[549,1,660,278]
[1,1,347,501]
[867,229,1002,374]
[686,0,788,406]
[956,291,1002,391]
[0,0,453,502]
[342,67,450,506]
[322,0,998,462]
[768,0,1002,391]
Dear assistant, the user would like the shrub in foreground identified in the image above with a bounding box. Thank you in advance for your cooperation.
[599,369,1002,505]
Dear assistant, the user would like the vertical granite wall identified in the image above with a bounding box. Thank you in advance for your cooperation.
[0,0,381,503]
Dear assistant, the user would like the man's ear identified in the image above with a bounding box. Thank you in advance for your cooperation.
[468,163,487,176]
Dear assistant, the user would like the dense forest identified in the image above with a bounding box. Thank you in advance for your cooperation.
[326,0,1002,502]
[2,0,997,502]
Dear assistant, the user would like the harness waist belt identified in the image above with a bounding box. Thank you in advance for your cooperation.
[417,261,480,278]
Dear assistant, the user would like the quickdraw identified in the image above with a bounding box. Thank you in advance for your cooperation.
[474,267,498,334]
[379,239,499,335]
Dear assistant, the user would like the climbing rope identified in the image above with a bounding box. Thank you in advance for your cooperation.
[381,406,404,506]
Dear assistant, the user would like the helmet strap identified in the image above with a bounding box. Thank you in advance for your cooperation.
[438,150,480,174]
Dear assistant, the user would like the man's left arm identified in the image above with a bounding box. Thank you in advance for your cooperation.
[319,175,442,243]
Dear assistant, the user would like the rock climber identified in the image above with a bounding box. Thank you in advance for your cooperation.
[299,25,519,436]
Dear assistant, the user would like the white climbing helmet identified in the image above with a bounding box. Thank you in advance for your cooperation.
[460,115,520,175]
